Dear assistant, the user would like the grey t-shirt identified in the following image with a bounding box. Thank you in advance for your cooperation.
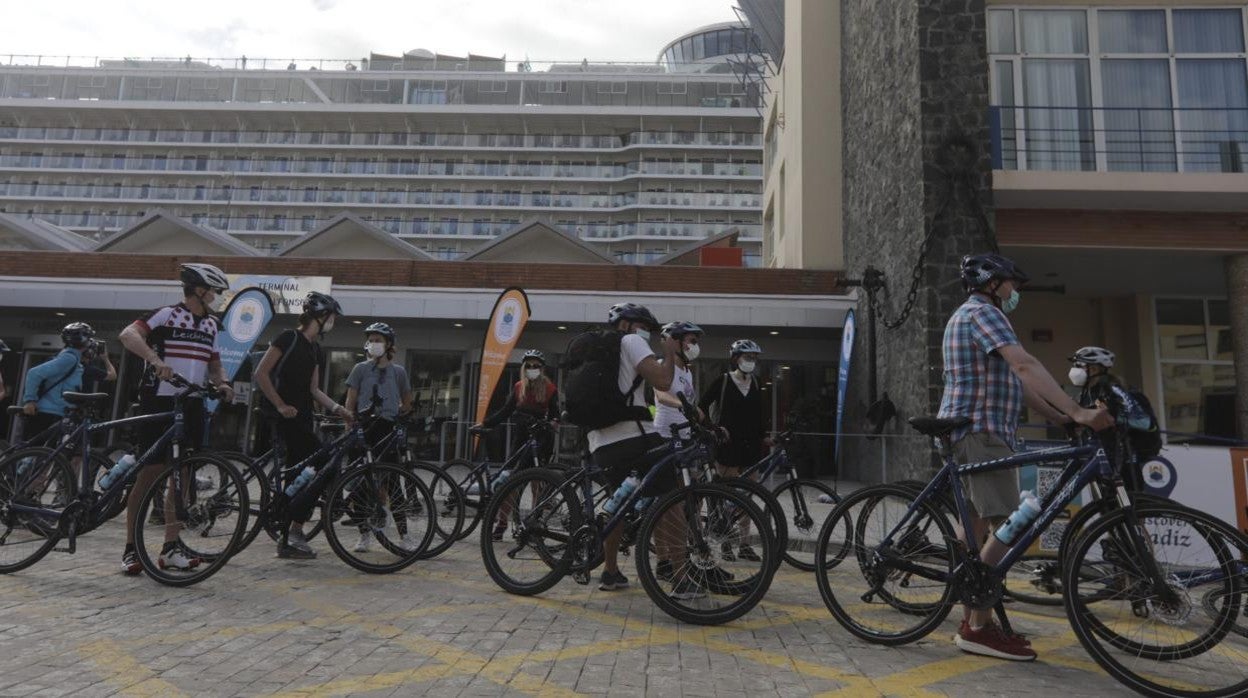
[346,361,410,420]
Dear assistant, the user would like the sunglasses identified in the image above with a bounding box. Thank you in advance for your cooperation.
[523,364,543,370]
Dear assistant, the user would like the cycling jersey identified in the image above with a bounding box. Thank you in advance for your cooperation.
[135,303,221,397]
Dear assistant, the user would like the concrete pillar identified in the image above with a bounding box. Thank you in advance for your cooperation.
[1226,254,1248,440]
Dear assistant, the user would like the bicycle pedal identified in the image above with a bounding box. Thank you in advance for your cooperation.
[572,571,590,585]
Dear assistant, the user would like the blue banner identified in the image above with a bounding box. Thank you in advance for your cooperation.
[834,309,855,466]
[205,287,276,416]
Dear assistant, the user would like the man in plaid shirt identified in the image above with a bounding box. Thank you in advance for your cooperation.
[938,253,1112,661]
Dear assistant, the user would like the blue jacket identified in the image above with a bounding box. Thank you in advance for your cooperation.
[21,348,83,417]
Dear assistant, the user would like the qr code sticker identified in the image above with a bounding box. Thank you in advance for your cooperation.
[1039,519,1067,551]
[1035,466,1063,500]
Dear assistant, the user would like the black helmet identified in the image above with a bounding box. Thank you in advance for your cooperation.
[363,322,395,345]
[960,253,1029,292]
[62,322,95,349]
[522,349,546,365]
[730,339,763,356]
[661,321,703,339]
[607,302,659,330]
[1069,346,1115,368]
[302,291,344,318]
[179,263,230,292]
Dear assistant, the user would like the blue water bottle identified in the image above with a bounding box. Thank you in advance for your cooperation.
[604,472,641,515]
[98,454,138,490]
[994,490,1041,545]
[284,466,316,498]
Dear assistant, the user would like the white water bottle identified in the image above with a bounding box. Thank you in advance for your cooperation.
[284,466,316,498]
[604,472,641,515]
[994,490,1041,545]
[492,468,512,489]
[99,454,138,490]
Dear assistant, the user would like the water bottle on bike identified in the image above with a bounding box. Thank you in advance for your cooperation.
[98,453,138,490]
[994,490,1041,545]
[284,465,316,498]
[604,472,641,515]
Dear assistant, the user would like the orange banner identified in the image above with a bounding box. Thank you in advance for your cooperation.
[474,287,532,427]
[1232,449,1248,538]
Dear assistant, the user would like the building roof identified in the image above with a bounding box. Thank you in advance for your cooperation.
[651,230,741,266]
[0,212,92,251]
[93,210,263,256]
[275,213,435,260]
[460,220,620,265]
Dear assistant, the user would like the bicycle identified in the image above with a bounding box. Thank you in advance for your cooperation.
[250,407,437,574]
[814,415,1248,698]
[0,375,249,586]
[441,419,555,542]
[481,395,777,625]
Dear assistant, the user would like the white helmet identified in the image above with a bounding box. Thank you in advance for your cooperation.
[1069,346,1115,368]
[730,339,763,356]
[179,263,229,292]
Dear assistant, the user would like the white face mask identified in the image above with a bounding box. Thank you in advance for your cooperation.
[365,341,386,358]
[635,327,651,342]
[321,317,335,334]
[524,368,541,381]
[683,344,701,361]
[738,359,756,374]
[1068,367,1088,387]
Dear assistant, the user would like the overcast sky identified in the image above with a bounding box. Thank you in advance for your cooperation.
[1,0,742,65]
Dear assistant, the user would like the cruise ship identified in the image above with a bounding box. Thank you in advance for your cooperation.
[0,22,767,265]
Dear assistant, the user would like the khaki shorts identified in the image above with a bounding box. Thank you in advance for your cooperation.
[954,432,1018,521]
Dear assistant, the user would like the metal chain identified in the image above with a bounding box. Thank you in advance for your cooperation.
[869,193,950,330]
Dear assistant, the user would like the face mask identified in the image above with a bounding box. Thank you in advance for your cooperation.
[635,327,651,342]
[1068,367,1088,387]
[321,317,335,334]
[525,368,541,381]
[1001,290,1020,314]
[738,359,756,374]
[683,344,701,361]
[365,342,386,358]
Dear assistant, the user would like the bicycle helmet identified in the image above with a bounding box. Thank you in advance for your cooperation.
[607,302,660,330]
[302,291,344,318]
[179,262,230,292]
[1069,346,1115,368]
[363,321,395,345]
[61,322,95,349]
[522,349,546,365]
[729,339,763,356]
[661,321,703,339]
[960,253,1029,292]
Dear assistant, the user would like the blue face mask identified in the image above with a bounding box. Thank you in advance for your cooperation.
[1001,290,1020,314]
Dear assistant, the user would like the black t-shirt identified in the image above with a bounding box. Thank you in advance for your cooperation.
[264,329,321,417]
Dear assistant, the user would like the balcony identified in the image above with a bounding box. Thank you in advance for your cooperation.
[990,105,1248,211]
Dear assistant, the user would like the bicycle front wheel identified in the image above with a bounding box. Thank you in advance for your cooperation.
[635,483,777,626]
[213,451,271,553]
[322,463,435,574]
[1064,504,1248,697]
[410,460,465,559]
[0,447,73,574]
[443,458,487,541]
[134,454,250,587]
[480,468,581,596]
[772,478,841,571]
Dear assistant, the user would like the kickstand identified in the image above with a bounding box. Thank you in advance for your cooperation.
[993,600,1014,636]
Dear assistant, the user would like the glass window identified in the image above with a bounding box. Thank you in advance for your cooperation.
[1208,300,1232,361]
[1022,58,1094,170]
[989,9,1015,54]
[692,33,705,61]
[1156,298,1207,360]
[1098,10,1167,54]
[1160,364,1237,438]
[1100,59,1175,171]
[1175,59,1248,172]
[1020,10,1088,54]
[1173,9,1245,53]
[993,61,1018,168]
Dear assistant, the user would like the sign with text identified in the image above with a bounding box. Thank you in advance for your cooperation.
[220,275,332,315]
[473,288,532,429]
[204,286,275,418]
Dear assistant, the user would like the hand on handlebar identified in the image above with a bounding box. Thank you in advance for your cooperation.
[152,361,174,382]
[216,383,235,403]
[278,405,298,419]
[1076,404,1115,432]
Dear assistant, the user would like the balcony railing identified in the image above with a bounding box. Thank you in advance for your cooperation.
[990,105,1247,174]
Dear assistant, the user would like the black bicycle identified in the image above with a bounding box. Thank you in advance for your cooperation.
[481,395,777,625]
[0,375,249,586]
[442,419,556,542]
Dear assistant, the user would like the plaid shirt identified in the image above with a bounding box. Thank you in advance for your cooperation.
[937,294,1023,447]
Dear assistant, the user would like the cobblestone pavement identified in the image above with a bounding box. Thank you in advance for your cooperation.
[0,520,1157,697]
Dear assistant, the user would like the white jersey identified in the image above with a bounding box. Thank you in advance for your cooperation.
[653,363,694,440]
[136,303,221,397]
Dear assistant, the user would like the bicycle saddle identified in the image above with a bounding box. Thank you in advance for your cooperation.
[907,416,972,438]
[62,392,111,406]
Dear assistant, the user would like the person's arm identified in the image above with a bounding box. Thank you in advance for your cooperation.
[344,386,360,414]
[309,364,350,422]
[481,388,518,428]
[100,353,117,382]
[997,345,1112,430]
[634,335,678,392]
[343,364,362,414]
[398,366,414,416]
[119,321,172,381]
[1022,384,1070,425]
[654,387,682,408]
[253,344,294,418]
[21,358,53,406]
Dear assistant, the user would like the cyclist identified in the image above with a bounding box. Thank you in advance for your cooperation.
[698,338,768,562]
[117,263,236,575]
[253,291,352,560]
[653,322,704,441]
[1067,346,1158,492]
[938,253,1111,661]
[343,321,418,552]
[19,322,99,445]
[476,348,560,540]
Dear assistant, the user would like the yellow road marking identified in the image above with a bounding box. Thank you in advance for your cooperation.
[77,640,190,697]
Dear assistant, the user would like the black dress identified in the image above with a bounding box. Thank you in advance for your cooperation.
[700,371,767,470]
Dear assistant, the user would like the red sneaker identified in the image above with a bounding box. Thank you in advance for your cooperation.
[955,621,1037,661]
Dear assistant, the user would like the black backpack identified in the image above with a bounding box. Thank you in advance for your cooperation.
[1124,388,1163,460]
[560,330,649,431]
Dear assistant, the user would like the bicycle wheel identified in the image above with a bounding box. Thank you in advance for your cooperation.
[815,484,957,645]
[443,458,487,541]
[0,447,73,574]
[214,451,271,553]
[635,483,777,626]
[718,475,785,574]
[771,478,842,571]
[1202,587,1248,641]
[1064,504,1248,697]
[410,461,465,559]
[322,462,435,574]
[133,454,249,587]
[480,468,580,596]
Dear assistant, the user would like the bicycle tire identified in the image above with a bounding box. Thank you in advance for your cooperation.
[771,478,842,572]
[213,450,271,553]
[322,462,436,574]
[717,475,785,574]
[409,461,465,559]
[444,458,487,541]
[0,447,73,574]
[634,483,777,626]
[815,484,957,645]
[133,453,249,587]
[1201,587,1248,641]
[480,467,580,596]
[1063,503,1248,697]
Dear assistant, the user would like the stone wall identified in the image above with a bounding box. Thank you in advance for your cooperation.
[839,0,994,482]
